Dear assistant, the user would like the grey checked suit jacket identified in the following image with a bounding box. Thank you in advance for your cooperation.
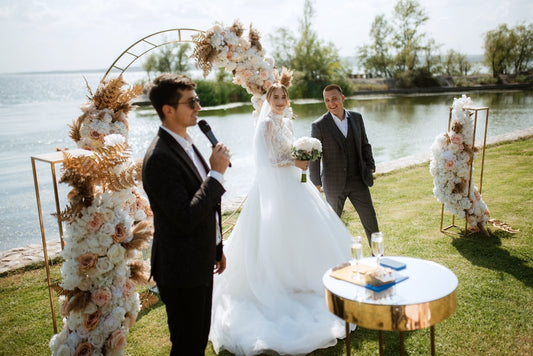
[309,111,375,197]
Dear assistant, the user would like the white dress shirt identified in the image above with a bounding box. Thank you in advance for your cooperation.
[160,125,223,244]
[331,110,349,138]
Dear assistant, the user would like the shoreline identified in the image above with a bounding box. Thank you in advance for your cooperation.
[2,127,532,275]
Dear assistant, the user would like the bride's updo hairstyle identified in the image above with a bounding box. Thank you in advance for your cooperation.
[266,67,293,103]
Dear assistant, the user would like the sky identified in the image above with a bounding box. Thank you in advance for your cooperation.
[0,0,531,74]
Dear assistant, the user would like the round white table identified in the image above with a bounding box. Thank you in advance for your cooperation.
[323,256,458,355]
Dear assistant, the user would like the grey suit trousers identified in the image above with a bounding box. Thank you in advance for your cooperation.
[326,178,379,246]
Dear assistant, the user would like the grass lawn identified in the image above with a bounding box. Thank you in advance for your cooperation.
[1,138,532,355]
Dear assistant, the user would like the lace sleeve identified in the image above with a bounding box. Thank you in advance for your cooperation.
[264,118,295,167]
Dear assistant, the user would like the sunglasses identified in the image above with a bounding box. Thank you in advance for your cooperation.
[177,97,200,109]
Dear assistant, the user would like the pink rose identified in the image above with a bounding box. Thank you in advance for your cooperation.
[112,223,127,243]
[74,342,93,356]
[83,309,102,331]
[242,69,254,79]
[123,279,136,297]
[78,253,99,271]
[108,329,127,351]
[445,160,456,170]
[86,214,104,233]
[259,69,269,80]
[450,133,463,145]
[124,312,137,329]
[89,130,101,140]
[91,288,113,307]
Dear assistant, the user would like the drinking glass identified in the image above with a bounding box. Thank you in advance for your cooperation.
[350,235,364,278]
[371,232,384,267]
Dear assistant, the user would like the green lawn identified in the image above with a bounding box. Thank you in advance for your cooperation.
[1,137,532,355]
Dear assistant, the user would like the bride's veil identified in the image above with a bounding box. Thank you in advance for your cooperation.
[252,97,274,173]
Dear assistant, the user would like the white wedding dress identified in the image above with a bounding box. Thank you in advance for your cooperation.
[210,103,354,355]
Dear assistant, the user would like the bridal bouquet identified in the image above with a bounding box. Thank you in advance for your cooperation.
[292,137,322,182]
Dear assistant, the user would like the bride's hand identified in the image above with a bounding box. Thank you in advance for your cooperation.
[294,159,309,170]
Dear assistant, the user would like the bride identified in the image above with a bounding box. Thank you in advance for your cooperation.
[209,78,354,355]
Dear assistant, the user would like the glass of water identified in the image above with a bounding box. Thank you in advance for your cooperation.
[371,232,384,267]
[350,235,364,277]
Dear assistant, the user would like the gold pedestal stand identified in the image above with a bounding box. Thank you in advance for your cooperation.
[31,149,92,333]
[440,106,489,236]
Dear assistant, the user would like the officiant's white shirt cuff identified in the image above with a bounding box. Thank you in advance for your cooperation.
[208,170,225,186]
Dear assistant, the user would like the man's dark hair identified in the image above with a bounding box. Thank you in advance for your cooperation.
[323,84,343,95]
[148,73,197,120]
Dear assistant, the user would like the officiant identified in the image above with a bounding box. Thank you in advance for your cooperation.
[142,73,230,355]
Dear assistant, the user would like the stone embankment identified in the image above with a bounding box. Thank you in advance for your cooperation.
[1,127,532,275]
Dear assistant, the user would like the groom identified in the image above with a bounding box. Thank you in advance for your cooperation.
[309,84,379,246]
[142,73,230,355]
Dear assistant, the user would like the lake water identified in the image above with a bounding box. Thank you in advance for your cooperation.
[1,70,532,252]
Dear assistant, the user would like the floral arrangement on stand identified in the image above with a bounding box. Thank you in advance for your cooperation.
[192,19,292,115]
[49,76,154,356]
[429,94,490,234]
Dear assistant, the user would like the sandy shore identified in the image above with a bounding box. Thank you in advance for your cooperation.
[2,127,532,275]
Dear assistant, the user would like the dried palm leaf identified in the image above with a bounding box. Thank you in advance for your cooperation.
[139,290,159,311]
[249,24,262,51]
[123,221,153,252]
[279,67,293,88]
[192,31,218,77]
[68,116,84,143]
[129,261,150,285]
[230,19,244,37]
[66,289,92,313]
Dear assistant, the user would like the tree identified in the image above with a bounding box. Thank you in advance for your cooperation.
[390,0,429,73]
[444,49,471,76]
[421,38,442,74]
[357,15,394,77]
[268,0,351,98]
[509,23,533,74]
[142,42,192,79]
[268,28,296,69]
[484,24,514,77]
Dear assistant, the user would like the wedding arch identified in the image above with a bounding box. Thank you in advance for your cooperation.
[49,20,290,356]
[102,28,204,80]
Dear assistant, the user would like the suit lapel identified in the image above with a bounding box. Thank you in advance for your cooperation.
[192,144,210,175]
[158,128,203,184]
[324,113,346,149]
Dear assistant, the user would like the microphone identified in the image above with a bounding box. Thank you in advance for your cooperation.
[198,119,231,167]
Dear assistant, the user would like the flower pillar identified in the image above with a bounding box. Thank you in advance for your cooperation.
[429,95,490,235]
[50,76,153,356]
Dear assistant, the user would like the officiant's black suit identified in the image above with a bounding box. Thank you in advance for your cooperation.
[142,127,225,355]
[310,110,379,245]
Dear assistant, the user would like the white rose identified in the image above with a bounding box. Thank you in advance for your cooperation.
[54,344,74,356]
[107,244,125,265]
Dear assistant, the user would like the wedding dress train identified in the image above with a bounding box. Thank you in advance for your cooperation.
[209,105,353,355]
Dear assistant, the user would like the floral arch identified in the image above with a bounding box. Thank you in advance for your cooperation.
[50,20,289,356]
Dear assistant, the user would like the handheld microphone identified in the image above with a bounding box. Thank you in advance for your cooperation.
[198,120,231,167]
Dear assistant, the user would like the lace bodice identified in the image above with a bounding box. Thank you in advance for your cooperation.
[264,112,294,167]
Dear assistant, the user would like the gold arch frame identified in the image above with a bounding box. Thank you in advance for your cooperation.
[102,28,204,80]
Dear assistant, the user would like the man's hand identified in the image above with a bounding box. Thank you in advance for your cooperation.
[214,252,226,274]
[210,143,231,174]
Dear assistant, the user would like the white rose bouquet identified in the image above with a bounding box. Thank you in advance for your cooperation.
[291,137,322,182]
